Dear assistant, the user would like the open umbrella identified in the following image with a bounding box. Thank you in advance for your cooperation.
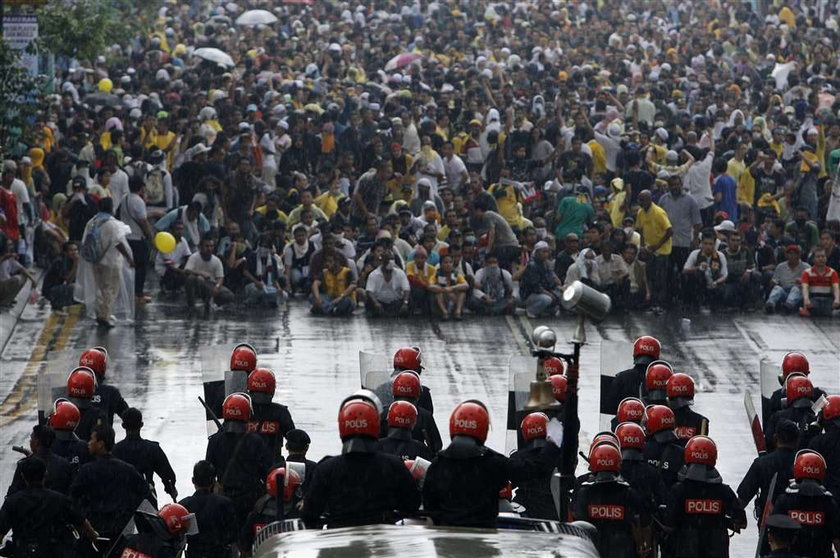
[193,48,235,68]
[236,9,278,26]
[385,52,423,72]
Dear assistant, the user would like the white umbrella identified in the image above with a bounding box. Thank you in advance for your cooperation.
[236,9,279,26]
[193,47,235,68]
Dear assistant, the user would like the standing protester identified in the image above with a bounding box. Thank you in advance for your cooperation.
[112,408,178,506]
[120,177,156,304]
[636,190,673,313]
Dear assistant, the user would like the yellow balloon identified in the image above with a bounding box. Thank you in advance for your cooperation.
[98,78,113,93]
[154,232,176,254]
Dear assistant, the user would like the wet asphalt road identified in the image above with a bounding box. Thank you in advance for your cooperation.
[1,297,838,555]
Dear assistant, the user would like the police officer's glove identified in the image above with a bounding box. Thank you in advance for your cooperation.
[165,484,178,500]
[546,418,564,448]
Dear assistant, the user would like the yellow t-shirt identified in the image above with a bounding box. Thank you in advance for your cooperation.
[323,267,355,301]
[636,204,672,256]
[406,261,437,285]
[314,191,344,218]
[726,158,746,184]
[779,6,795,28]
[588,140,606,175]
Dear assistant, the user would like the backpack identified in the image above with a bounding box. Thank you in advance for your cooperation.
[145,168,166,206]
[81,214,110,263]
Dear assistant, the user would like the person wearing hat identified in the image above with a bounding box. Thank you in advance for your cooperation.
[765,244,810,314]
[761,514,803,557]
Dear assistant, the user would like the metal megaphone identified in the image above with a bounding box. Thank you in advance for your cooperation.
[561,281,612,321]
[524,379,559,410]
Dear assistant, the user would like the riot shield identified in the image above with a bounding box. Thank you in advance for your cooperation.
[36,350,80,425]
[505,354,562,455]
[759,359,779,426]
[598,340,635,431]
[359,350,393,410]
[200,346,249,433]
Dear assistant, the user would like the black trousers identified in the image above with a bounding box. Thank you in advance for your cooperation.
[128,238,148,297]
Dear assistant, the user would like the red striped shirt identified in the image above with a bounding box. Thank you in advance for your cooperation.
[801,266,839,297]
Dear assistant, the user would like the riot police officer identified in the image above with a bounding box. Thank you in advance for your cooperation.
[642,362,672,406]
[610,397,646,431]
[661,436,746,558]
[615,422,666,516]
[766,353,826,423]
[78,347,128,426]
[510,412,563,520]
[422,400,563,528]
[301,393,420,528]
[393,347,434,414]
[667,373,709,444]
[0,457,99,557]
[605,336,662,414]
[572,441,651,558]
[205,393,272,529]
[738,419,798,524]
[239,467,303,554]
[765,374,819,451]
[66,367,106,443]
[120,503,193,558]
[284,429,318,486]
[382,370,442,452]
[7,424,74,496]
[772,450,840,558]
[112,408,178,506]
[807,395,840,503]
[179,460,237,558]
[46,399,90,471]
[377,401,435,461]
[246,368,295,462]
[642,405,685,489]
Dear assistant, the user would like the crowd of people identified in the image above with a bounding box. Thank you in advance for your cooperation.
[2,341,839,558]
[2,0,840,323]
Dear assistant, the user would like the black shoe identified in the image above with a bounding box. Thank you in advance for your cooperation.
[96,318,114,329]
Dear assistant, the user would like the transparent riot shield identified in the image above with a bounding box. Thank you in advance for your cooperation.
[36,350,80,425]
[505,354,563,455]
[200,345,249,434]
[759,358,780,426]
[598,340,635,431]
[359,350,393,411]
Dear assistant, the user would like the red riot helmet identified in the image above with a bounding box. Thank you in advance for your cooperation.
[667,373,695,409]
[520,412,549,442]
[79,347,108,377]
[387,401,418,430]
[222,393,253,421]
[48,399,80,431]
[589,443,622,473]
[499,481,513,500]
[338,398,380,439]
[780,352,809,385]
[633,336,661,364]
[266,467,302,502]
[820,395,840,424]
[645,361,673,402]
[230,343,257,373]
[543,357,565,377]
[785,374,814,408]
[684,436,717,467]
[393,346,422,371]
[615,422,645,450]
[247,368,276,404]
[589,431,620,452]
[617,398,645,424]
[644,405,675,434]
[66,367,97,407]
[549,375,568,402]
[793,450,826,482]
[158,503,194,535]
[449,400,490,443]
[392,371,422,400]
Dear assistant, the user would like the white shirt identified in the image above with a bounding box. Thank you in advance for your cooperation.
[365,266,409,304]
[119,193,147,240]
[83,214,127,269]
[185,252,224,280]
[109,169,130,210]
[155,236,192,275]
[443,154,468,191]
[684,151,715,210]
[9,178,30,225]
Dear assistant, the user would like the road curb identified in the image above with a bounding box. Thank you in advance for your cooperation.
[0,270,42,357]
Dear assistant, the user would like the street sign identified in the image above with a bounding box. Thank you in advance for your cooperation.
[2,15,39,75]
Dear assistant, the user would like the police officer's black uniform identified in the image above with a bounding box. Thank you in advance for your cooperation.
[179,488,237,558]
[379,402,442,453]
[672,406,710,445]
[737,444,796,520]
[248,401,295,463]
[510,439,564,520]
[662,467,746,558]
[572,473,650,558]
[772,479,840,558]
[765,401,819,452]
[605,361,650,415]
[238,492,301,551]
[50,432,91,472]
[807,423,840,504]
[92,382,128,427]
[422,437,560,528]
[767,386,826,424]
[75,405,106,445]
[301,443,420,528]
[0,484,88,557]
[376,428,435,461]
[113,434,178,506]
[7,451,74,496]
[643,429,685,489]
[620,447,667,515]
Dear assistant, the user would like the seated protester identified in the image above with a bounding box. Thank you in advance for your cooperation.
[721,230,758,309]
[554,232,580,284]
[155,221,192,294]
[448,243,475,288]
[287,190,328,227]
[417,201,441,234]
[191,176,224,231]
[358,246,383,290]
[365,250,410,317]
[357,231,405,275]
[594,240,630,308]
[564,247,602,287]
[765,244,810,314]
[155,201,210,251]
[0,238,37,307]
[409,178,444,217]
[784,206,820,257]
[216,221,250,260]
[355,216,381,256]
[308,233,358,286]
[313,220,356,263]
[61,176,97,242]
[407,233,443,266]
[812,230,840,272]
[244,236,286,307]
[313,170,346,219]
[434,254,469,320]
[622,243,651,309]
[682,229,728,308]
[219,225,252,295]
[42,241,79,312]
[283,224,316,294]
[380,221,412,264]
[519,241,563,318]
[253,194,289,234]
[800,247,840,317]
[469,252,514,315]
[310,254,357,316]
[184,236,235,317]
[397,205,424,245]
[405,246,439,314]
[437,209,461,242]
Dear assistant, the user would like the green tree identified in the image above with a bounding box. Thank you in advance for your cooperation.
[36,0,137,63]
[0,42,46,158]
